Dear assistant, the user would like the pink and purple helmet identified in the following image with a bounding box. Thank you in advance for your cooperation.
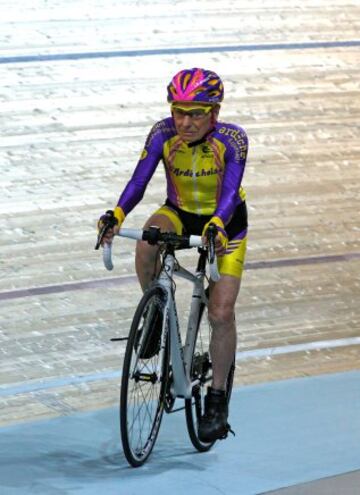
[167,68,224,104]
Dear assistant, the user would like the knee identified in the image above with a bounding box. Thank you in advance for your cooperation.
[208,302,235,329]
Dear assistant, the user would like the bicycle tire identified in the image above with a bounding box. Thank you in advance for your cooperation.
[120,285,169,467]
[185,301,235,452]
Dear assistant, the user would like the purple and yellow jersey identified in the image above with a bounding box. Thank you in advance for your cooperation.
[116,117,248,226]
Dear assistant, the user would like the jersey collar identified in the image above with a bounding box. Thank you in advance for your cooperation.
[186,127,215,148]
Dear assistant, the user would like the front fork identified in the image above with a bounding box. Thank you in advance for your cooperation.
[183,276,207,374]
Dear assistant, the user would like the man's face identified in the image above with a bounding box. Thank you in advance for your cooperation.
[171,102,219,143]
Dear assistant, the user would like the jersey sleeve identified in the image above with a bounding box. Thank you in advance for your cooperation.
[213,126,248,225]
[115,121,166,215]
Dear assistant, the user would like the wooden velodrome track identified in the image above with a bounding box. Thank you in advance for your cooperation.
[0,0,359,430]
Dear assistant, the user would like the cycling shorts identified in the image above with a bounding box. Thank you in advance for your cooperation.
[152,200,248,279]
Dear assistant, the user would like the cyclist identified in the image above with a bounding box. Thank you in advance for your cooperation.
[99,67,248,442]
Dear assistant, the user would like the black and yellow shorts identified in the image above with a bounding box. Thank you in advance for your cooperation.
[153,199,248,279]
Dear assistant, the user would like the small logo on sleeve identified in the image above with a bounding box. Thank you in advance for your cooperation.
[140,149,148,160]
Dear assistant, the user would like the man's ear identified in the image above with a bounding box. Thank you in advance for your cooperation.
[211,104,221,124]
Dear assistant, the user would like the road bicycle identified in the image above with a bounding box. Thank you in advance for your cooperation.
[97,217,235,467]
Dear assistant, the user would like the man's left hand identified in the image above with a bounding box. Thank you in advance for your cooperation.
[202,216,228,256]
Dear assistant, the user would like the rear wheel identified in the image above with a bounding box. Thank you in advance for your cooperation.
[185,301,235,452]
[120,286,169,467]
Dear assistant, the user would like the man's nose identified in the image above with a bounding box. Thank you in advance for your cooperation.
[182,115,192,126]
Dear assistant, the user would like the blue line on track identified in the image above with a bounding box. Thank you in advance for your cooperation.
[1,336,360,397]
[1,40,360,64]
[0,370,121,398]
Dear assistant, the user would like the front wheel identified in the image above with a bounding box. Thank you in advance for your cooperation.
[185,301,235,452]
[120,286,169,467]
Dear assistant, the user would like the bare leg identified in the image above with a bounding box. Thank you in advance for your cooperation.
[208,275,241,391]
[135,214,178,291]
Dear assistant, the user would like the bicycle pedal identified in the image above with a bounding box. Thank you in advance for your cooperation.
[220,425,235,440]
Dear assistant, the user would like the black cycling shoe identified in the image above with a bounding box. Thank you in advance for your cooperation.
[198,387,234,442]
[135,305,163,359]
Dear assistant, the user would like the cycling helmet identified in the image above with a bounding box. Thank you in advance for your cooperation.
[167,68,224,103]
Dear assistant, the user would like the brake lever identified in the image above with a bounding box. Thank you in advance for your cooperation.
[206,224,220,282]
[206,223,217,263]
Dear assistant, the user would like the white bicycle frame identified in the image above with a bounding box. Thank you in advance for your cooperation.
[103,227,220,400]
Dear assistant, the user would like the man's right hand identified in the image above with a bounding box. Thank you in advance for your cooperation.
[96,207,125,248]
[100,222,118,246]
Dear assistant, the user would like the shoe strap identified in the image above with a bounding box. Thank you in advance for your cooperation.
[208,386,226,397]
